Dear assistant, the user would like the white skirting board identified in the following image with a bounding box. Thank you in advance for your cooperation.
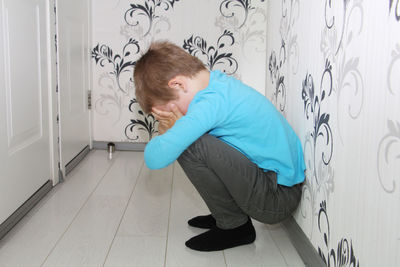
[65,145,91,176]
[0,180,52,241]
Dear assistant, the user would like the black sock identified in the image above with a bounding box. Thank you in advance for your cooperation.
[185,218,256,251]
[188,214,216,229]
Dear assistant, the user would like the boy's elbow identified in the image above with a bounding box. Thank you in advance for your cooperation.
[144,152,159,169]
[144,139,176,170]
[144,147,167,170]
[145,158,163,170]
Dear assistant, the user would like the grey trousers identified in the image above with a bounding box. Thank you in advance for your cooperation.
[178,134,302,229]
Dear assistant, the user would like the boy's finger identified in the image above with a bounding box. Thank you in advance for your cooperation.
[152,107,172,117]
[154,115,169,123]
[153,113,161,120]
[170,104,183,119]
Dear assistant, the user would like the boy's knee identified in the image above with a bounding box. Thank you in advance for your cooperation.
[189,134,217,157]
[179,134,216,163]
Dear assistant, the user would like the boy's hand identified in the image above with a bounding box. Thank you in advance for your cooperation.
[152,104,183,135]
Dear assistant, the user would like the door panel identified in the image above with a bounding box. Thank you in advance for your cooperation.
[0,0,51,224]
[6,4,43,154]
[57,0,90,170]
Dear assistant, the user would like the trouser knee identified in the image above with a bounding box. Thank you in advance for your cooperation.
[178,134,215,164]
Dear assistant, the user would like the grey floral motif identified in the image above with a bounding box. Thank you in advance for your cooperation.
[321,0,364,143]
[300,61,334,238]
[377,120,400,193]
[94,73,127,123]
[124,0,180,37]
[215,5,266,58]
[125,99,158,141]
[324,0,362,55]
[388,44,400,95]
[390,0,400,21]
[318,201,360,267]
[269,0,300,75]
[279,0,299,74]
[183,30,238,75]
[92,38,140,93]
[268,0,299,113]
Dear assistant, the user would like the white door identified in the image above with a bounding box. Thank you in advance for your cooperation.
[57,0,91,173]
[0,0,52,224]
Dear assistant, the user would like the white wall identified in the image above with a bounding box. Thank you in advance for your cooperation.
[266,1,400,266]
[91,0,267,143]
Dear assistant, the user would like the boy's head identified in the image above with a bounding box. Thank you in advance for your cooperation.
[133,41,207,114]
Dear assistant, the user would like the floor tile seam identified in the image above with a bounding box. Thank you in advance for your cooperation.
[114,233,168,238]
[39,154,118,267]
[56,151,114,196]
[102,159,145,267]
[267,227,290,267]
[163,163,176,267]
[222,250,228,267]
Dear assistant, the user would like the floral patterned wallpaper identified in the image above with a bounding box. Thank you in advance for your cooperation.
[92,1,399,264]
[91,0,267,142]
[267,1,400,266]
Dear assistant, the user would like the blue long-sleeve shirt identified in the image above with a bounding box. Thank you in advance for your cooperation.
[144,70,306,186]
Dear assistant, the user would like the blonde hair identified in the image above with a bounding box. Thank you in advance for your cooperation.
[134,41,206,113]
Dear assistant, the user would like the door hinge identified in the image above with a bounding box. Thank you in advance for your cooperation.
[56,114,59,124]
[87,90,92,110]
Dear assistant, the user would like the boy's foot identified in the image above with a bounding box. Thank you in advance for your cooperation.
[188,214,216,229]
[185,218,256,251]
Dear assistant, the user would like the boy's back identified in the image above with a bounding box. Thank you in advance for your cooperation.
[145,70,305,187]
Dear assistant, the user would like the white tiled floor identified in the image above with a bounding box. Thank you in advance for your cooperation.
[0,150,305,267]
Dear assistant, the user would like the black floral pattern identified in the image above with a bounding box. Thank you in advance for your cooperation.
[92,38,140,93]
[269,51,286,112]
[92,39,159,141]
[302,60,334,176]
[125,99,158,141]
[390,0,400,21]
[318,201,360,267]
[124,0,180,37]
[299,61,335,240]
[183,30,238,75]
[219,0,254,28]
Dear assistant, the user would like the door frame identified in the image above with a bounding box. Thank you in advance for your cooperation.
[53,0,93,182]
[47,0,59,185]
[48,0,61,185]
[88,0,93,150]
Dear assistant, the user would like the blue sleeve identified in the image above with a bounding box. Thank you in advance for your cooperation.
[144,94,222,169]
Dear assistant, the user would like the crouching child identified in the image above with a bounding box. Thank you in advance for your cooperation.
[133,41,306,252]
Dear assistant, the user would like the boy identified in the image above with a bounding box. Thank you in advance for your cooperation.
[133,41,305,252]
